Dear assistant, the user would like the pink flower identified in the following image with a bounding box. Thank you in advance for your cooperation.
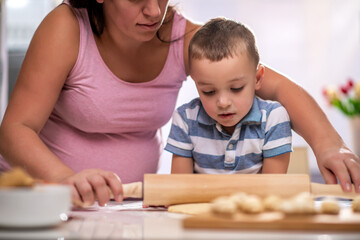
[340,85,348,95]
[348,78,354,88]
[323,78,359,116]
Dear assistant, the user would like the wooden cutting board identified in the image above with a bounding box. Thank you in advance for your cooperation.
[183,209,360,231]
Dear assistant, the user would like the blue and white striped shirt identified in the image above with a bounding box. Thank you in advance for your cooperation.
[165,97,292,174]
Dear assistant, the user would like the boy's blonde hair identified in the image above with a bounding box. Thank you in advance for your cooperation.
[189,18,259,68]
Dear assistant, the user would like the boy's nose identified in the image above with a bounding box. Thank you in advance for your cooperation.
[217,95,231,108]
[143,0,161,18]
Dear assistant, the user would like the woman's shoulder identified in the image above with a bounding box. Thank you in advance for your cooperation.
[41,4,79,37]
[24,4,80,79]
[34,4,79,65]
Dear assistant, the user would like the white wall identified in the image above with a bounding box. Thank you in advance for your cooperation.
[0,0,8,119]
[158,0,360,180]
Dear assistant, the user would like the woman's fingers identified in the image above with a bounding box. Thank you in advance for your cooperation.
[344,157,360,193]
[62,169,124,207]
[74,178,96,206]
[101,172,123,202]
[318,146,360,193]
[87,174,110,206]
[69,185,83,206]
[319,165,338,185]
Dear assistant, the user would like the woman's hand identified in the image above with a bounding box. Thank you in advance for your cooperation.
[315,144,360,193]
[61,169,124,207]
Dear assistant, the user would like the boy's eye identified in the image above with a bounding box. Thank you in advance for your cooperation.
[231,87,243,92]
[202,90,215,96]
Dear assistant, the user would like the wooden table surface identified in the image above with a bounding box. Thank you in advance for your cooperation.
[0,200,360,239]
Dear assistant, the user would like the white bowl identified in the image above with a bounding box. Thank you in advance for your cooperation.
[0,184,71,228]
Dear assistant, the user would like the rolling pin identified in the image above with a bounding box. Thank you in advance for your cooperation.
[122,174,359,206]
[143,174,310,205]
[95,174,358,207]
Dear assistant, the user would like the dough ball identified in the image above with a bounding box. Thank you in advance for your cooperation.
[292,198,315,214]
[279,199,296,214]
[211,196,237,216]
[229,192,248,210]
[320,198,340,215]
[263,194,282,211]
[293,192,313,202]
[241,195,264,214]
[352,196,360,212]
[280,192,315,214]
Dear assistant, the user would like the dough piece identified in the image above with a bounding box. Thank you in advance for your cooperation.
[241,195,264,214]
[229,192,248,210]
[293,192,313,201]
[280,192,315,214]
[0,168,35,187]
[320,198,340,215]
[293,192,315,214]
[211,196,237,216]
[352,196,360,212]
[168,203,212,215]
[263,194,282,211]
[280,199,297,214]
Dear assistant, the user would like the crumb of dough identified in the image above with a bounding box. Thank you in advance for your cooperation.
[263,194,282,211]
[0,168,35,187]
[352,196,360,212]
[229,192,248,211]
[280,192,315,214]
[320,198,340,214]
[293,192,313,201]
[211,196,237,216]
[241,195,264,214]
[280,199,296,214]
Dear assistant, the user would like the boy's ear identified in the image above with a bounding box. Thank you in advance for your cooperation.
[255,64,265,90]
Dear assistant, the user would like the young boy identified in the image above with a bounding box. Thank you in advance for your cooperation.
[165,18,292,174]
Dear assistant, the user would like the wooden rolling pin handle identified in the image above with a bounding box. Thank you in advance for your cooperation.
[108,181,143,199]
[123,181,143,199]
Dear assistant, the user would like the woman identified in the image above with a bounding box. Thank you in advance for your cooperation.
[0,0,358,206]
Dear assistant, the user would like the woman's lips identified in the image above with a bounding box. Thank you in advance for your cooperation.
[137,22,159,31]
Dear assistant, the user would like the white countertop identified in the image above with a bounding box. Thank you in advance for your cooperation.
[1,200,360,239]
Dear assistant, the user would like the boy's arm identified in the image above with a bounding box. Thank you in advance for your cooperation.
[171,154,194,173]
[262,152,291,173]
[262,103,292,174]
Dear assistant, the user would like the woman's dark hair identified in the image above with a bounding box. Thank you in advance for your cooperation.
[68,0,104,36]
[68,0,175,42]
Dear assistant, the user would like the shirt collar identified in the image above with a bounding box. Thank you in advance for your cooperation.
[197,97,262,126]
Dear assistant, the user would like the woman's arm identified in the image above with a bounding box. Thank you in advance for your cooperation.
[171,155,194,173]
[0,4,76,182]
[262,153,290,173]
[0,5,123,205]
[256,65,360,192]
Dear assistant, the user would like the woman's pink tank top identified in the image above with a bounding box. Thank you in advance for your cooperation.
[0,4,187,183]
